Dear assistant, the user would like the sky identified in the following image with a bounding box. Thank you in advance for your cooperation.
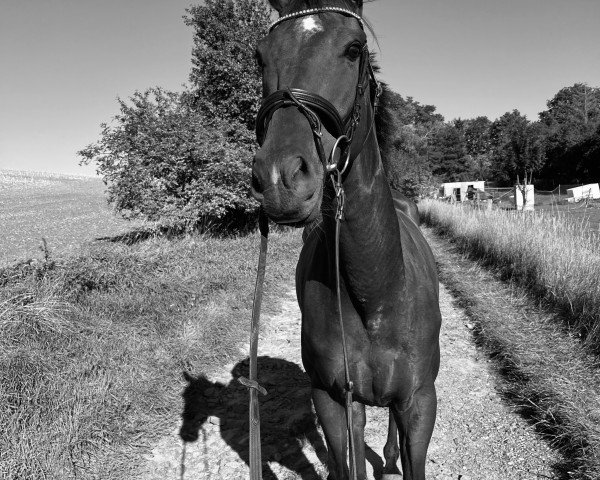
[1,0,599,176]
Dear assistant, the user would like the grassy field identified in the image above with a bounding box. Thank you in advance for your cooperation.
[0,222,302,479]
[483,187,600,231]
[0,170,146,266]
[420,199,600,351]
[535,202,600,231]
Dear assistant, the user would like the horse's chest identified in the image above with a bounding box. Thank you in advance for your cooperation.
[301,319,416,406]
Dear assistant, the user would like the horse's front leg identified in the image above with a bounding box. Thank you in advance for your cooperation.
[392,382,437,480]
[312,387,367,480]
[382,409,402,479]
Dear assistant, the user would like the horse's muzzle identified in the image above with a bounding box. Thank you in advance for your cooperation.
[251,151,322,225]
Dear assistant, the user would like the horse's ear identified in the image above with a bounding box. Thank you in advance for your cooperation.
[354,0,363,13]
[267,0,290,14]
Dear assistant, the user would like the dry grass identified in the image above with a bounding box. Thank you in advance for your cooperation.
[0,228,301,479]
[420,199,600,351]
[425,229,600,479]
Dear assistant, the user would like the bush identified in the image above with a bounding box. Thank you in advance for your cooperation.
[79,88,257,232]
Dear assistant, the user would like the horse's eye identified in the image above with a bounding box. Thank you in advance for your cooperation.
[346,43,363,61]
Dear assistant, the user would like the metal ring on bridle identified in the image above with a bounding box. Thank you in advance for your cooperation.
[327,135,351,175]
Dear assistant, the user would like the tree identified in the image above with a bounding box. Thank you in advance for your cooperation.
[540,83,600,183]
[429,122,471,182]
[80,1,272,231]
[490,110,546,199]
[377,89,444,198]
[463,116,493,180]
[185,0,271,129]
[79,89,256,230]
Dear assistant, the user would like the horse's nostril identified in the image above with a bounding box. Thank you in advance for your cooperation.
[252,172,262,194]
[289,156,310,185]
[299,157,309,174]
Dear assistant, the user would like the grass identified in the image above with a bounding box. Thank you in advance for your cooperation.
[425,229,600,479]
[420,199,600,352]
[0,227,301,479]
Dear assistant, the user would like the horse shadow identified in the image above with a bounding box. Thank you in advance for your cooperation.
[180,356,328,479]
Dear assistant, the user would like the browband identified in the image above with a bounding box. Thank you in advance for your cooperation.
[269,7,364,32]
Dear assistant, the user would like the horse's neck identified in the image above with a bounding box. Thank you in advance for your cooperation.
[326,134,405,314]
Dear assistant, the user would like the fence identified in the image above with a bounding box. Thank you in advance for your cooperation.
[485,184,597,207]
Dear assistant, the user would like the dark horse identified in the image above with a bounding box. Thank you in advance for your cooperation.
[251,1,441,479]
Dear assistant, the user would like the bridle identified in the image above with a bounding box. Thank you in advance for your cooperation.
[255,7,381,176]
[240,8,380,480]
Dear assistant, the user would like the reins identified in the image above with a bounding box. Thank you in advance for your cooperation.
[238,208,269,480]
[240,8,380,480]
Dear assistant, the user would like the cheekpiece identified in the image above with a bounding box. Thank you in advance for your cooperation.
[269,7,365,32]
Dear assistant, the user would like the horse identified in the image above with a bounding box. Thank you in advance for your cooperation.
[250,1,441,479]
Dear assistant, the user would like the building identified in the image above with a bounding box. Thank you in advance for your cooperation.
[567,184,600,202]
[439,181,486,202]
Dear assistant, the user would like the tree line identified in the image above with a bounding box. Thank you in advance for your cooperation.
[381,83,600,196]
[79,0,600,230]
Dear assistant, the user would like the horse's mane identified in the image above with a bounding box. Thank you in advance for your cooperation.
[371,57,393,166]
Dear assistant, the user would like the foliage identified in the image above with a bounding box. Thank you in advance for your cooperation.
[577,124,600,181]
[185,0,271,129]
[540,83,600,184]
[79,88,257,231]
[489,110,546,185]
[81,0,272,231]
[378,88,443,198]
[429,122,471,182]
[463,116,493,180]
[380,82,600,189]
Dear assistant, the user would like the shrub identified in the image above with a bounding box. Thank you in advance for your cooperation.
[79,88,257,231]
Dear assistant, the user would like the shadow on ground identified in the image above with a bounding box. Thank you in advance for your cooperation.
[94,228,179,245]
[179,356,327,479]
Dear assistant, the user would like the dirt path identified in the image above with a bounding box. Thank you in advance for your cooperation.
[142,241,560,479]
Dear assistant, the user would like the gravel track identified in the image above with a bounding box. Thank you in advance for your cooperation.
[141,231,560,479]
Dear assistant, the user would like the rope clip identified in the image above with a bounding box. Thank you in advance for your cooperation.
[331,174,345,221]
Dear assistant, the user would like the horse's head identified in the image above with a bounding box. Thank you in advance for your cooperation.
[252,0,374,225]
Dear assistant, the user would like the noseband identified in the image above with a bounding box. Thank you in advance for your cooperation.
[255,7,381,175]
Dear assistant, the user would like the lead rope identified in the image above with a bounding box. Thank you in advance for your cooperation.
[238,207,269,480]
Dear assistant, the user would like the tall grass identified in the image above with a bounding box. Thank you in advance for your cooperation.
[0,229,301,479]
[420,199,600,350]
